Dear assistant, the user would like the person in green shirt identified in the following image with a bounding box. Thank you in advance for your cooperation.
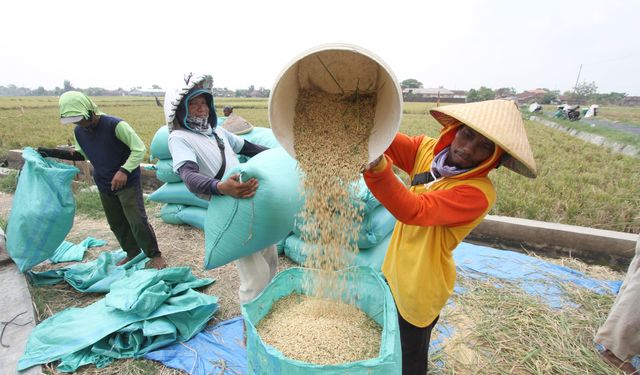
[38,91,167,269]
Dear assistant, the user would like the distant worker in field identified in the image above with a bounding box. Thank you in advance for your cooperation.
[221,105,254,135]
[37,91,167,269]
[363,99,537,375]
[595,236,640,374]
[163,74,275,304]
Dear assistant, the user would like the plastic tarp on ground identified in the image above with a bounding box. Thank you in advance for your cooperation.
[18,267,218,373]
[453,242,621,308]
[6,147,79,271]
[204,148,303,269]
[49,237,107,263]
[243,267,401,374]
[144,316,246,375]
[27,250,149,293]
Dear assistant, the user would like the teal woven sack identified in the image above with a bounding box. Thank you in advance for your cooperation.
[239,127,281,149]
[179,206,206,230]
[155,159,181,183]
[160,204,186,225]
[283,233,391,272]
[204,148,302,269]
[6,148,79,272]
[150,125,171,161]
[293,203,395,250]
[148,182,209,208]
[243,267,401,374]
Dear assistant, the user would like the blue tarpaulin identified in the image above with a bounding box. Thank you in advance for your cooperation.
[453,242,621,308]
[144,316,246,375]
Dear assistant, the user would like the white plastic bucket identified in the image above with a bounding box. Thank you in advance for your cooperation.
[268,43,403,163]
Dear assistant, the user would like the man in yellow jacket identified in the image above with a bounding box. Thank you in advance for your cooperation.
[364,99,537,375]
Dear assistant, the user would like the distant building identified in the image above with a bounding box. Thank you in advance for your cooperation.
[623,96,640,106]
[129,88,165,96]
[515,89,548,103]
[403,87,466,103]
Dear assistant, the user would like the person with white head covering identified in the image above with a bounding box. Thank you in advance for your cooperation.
[363,99,537,375]
[164,74,276,304]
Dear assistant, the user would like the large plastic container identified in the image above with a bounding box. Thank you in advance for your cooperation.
[268,43,403,163]
[243,266,401,374]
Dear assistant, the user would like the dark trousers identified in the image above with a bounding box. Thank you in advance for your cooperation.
[99,183,160,259]
[398,312,440,375]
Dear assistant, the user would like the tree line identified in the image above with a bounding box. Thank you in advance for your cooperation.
[0,80,271,98]
[400,79,631,106]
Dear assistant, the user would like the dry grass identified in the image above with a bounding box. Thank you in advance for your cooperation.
[18,200,628,374]
[430,270,626,375]
[25,203,295,374]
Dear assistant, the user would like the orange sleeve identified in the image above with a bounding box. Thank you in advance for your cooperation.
[384,133,425,175]
[364,157,490,227]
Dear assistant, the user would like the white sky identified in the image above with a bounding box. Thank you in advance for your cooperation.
[2,0,639,94]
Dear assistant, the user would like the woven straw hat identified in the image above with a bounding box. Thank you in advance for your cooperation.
[221,114,254,135]
[430,99,537,178]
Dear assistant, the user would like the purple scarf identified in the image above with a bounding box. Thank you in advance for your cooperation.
[431,146,471,178]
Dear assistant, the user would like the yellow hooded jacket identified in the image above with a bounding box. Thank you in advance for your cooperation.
[363,125,503,327]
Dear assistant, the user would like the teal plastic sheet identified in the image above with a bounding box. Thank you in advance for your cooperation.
[6,147,79,272]
[144,316,246,375]
[50,237,107,263]
[243,267,401,374]
[204,148,303,269]
[148,182,209,208]
[27,250,149,293]
[284,233,391,272]
[18,267,218,372]
[155,159,181,183]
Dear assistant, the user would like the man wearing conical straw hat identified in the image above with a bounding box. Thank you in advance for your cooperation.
[363,99,537,375]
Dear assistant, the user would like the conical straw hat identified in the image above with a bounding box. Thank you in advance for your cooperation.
[430,99,537,178]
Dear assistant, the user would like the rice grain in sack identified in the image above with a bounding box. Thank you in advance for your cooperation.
[6,148,78,271]
[204,148,302,269]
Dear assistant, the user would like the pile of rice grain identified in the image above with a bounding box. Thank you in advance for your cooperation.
[257,88,381,364]
[257,294,382,365]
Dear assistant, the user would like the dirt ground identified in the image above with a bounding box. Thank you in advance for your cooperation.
[1,191,294,323]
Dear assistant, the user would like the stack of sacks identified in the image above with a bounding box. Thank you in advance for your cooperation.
[148,123,283,231]
[234,126,281,162]
[147,125,208,229]
[283,177,397,272]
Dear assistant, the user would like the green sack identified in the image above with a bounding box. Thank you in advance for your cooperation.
[283,233,391,272]
[293,203,395,250]
[204,148,302,269]
[160,204,186,225]
[160,204,206,230]
[150,125,171,161]
[155,159,181,183]
[148,182,209,208]
[243,267,401,374]
[238,127,281,149]
[6,148,79,272]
